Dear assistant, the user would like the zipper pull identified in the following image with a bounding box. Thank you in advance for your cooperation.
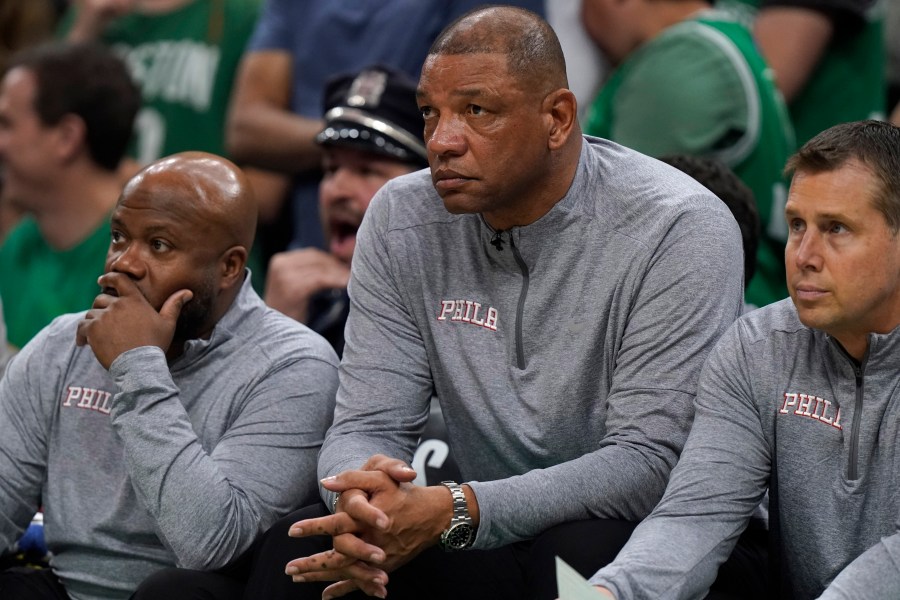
[490,230,505,251]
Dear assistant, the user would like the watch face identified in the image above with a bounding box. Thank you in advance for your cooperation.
[442,522,475,550]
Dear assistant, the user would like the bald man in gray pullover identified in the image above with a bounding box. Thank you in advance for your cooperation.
[0,153,338,600]
[243,7,746,600]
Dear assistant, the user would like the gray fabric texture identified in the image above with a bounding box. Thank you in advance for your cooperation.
[591,299,900,599]
[0,275,339,600]
[0,294,9,377]
[317,136,745,549]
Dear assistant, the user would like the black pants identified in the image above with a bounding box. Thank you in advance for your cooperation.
[133,503,768,600]
[133,502,637,600]
[0,567,70,600]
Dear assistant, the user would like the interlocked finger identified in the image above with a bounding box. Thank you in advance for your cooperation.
[323,576,389,599]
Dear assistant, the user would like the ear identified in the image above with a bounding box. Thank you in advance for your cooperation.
[543,88,578,151]
[219,245,248,290]
[54,114,87,163]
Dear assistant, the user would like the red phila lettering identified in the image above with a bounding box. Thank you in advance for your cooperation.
[778,392,842,430]
[62,385,114,415]
[436,299,498,332]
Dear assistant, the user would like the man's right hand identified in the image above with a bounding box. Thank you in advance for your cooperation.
[75,272,191,369]
[264,248,351,323]
[285,455,452,599]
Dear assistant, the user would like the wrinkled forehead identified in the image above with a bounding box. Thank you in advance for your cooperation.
[786,162,885,216]
[116,172,218,231]
[421,51,509,80]
[418,52,524,103]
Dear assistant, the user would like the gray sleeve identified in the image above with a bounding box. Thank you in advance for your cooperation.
[108,346,338,570]
[316,195,433,497]
[589,321,770,599]
[0,332,52,549]
[0,295,9,377]
[817,534,900,599]
[468,207,746,548]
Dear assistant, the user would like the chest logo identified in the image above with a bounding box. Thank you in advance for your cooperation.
[779,392,842,430]
[437,300,498,331]
[62,386,114,415]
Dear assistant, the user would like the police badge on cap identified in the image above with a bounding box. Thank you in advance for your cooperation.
[316,66,428,167]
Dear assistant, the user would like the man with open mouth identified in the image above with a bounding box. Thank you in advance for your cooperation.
[264,65,428,357]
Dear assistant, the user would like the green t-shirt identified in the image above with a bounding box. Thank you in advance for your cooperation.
[0,218,110,350]
[58,0,266,293]
[585,11,795,308]
[718,0,885,146]
[59,0,259,163]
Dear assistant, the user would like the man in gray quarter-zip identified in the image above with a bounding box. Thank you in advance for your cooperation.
[0,153,339,600]
[239,6,745,600]
[592,121,900,599]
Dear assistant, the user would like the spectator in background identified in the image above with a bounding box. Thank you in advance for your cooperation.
[0,41,139,351]
[264,65,428,357]
[0,1,57,70]
[581,0,794,308]
[888,0,900,117]
[61,0,259,165]
[58,0,280,292]
[225,0,544,257]
[591,119,900,600]
[545,0,607,124]
[0,152,338,600]
[717,0,884,147]
[0,0,59,241]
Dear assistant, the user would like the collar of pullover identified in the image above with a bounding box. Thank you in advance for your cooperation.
[174,270,259,366]
[822,321,900,376]
[478,140,591,253]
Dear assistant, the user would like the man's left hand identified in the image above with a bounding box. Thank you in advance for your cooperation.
[75,272,192,369]
[286,455,454,598]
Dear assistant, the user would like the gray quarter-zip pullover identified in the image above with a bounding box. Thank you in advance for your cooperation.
[0,276,339,599]
[592,299,900,599]
[318,136,745,549]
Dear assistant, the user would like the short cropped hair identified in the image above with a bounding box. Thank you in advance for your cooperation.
[661,155,760,287]
[6,41,140,171]
[785,120,900,233]
[428,6,568,91]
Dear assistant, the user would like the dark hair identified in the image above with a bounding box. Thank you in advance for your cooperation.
[661,155,760,288]
[6,41,140,171]
[785,120,900,233]
[428,5,568,91]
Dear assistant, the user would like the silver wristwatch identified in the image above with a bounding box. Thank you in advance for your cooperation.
[439,481,475,551]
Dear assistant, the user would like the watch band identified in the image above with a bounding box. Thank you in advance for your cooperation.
[439,480,475,551]
[443,481,468,521]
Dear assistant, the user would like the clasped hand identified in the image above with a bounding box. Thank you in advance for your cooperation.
[285,455,452,599]
[75,272,192,369]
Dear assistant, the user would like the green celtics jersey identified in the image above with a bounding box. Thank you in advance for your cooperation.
[585,10,795,307]
[0,218,109,350]
[60,0,259,163]
[718,0,885,146]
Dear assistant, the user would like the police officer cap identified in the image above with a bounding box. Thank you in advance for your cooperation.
[317,66,428,168]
